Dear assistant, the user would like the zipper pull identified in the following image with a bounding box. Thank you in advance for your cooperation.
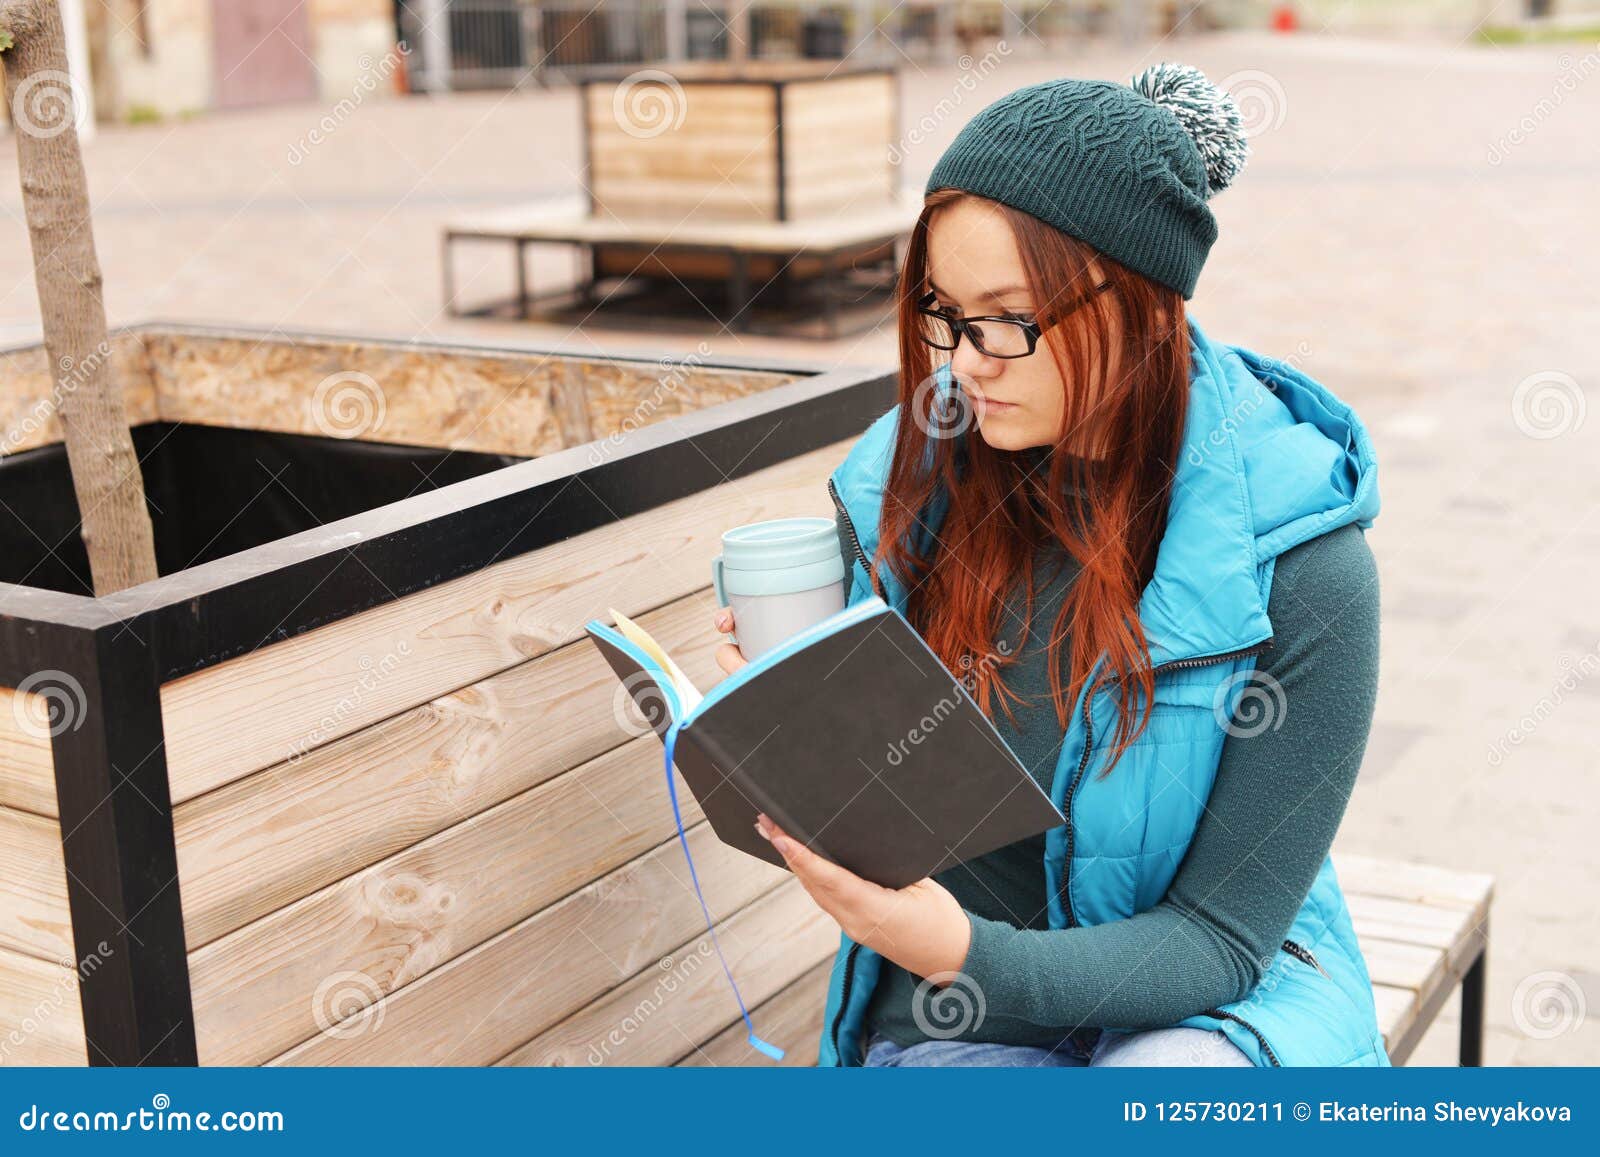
[1282,938,1331,980]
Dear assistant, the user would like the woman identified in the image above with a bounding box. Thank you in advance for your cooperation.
[715,64,1386,1067]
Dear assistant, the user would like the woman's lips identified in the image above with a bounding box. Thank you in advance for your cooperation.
[968,391,1017,412]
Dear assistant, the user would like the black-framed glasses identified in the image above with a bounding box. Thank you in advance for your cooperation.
[914,281,1111,359]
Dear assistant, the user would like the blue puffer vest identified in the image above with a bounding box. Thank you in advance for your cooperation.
[816,317,1388,1068]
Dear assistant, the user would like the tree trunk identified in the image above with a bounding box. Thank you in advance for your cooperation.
[1,0,158,595]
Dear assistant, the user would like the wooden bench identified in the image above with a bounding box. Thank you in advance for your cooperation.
[1337,853,1493,1065]
[442,191,922,338]
[682,854,1494,1067]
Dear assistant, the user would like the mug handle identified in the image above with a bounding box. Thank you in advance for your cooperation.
[710,555,739,645]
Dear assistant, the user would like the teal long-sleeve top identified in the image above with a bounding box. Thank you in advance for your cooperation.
[863,497,1381,1048]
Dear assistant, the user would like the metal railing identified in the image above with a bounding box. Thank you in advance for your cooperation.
[397,2,1224,92]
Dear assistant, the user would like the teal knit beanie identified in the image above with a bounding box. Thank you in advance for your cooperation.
[924,63,1250,300]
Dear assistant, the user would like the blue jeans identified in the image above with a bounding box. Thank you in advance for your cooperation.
[862,1026,1253,1067]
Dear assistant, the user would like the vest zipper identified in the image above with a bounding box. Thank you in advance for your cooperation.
[827,476,1281,1059]
[1057,638,1275,927]
[1282,937,1331,979]
[1201,1007,1283,1066]
[828,477,873,580]
[828,941,862,1063]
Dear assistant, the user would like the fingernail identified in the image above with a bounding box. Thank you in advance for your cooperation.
[715,611,730,629]
[753,820,770,842]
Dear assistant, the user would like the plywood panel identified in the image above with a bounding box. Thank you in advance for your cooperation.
[0,805,72,963]
[160,437,851,803]
[189,735,707,1066]
[174,588,727,947]
[0,331,157,456]
[141,331,795,456]
[678,959,831,1067]
[0,688,58,817]
[269,822,785,1066]
[0,945,86,1066]
[497,881,836,1066]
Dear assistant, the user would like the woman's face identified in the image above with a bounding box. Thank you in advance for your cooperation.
[922,198,1113,455]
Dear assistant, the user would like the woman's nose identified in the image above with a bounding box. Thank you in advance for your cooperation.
[950,338,998,382]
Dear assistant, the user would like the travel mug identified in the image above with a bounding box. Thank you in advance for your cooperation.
[711,516,847,661]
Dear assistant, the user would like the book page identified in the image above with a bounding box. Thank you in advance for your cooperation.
[607,607,703,714]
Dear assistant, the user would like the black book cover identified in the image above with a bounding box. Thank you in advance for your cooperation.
[588,600,1064,889]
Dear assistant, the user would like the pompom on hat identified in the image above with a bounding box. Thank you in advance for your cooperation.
[923,62,1250,299]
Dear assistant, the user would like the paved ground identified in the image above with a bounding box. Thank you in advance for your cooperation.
[2,27,1596,1065]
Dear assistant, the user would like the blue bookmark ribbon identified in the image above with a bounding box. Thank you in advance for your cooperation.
[661,721,785,1062]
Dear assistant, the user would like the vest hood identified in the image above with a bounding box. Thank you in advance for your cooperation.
[828,316,1380,666]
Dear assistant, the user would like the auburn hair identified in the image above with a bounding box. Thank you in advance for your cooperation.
[875,189,1191,774]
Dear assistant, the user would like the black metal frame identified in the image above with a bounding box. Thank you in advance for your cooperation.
[0,320,896,1065]
[442,229,905,339]
[1383,916,1490,1067]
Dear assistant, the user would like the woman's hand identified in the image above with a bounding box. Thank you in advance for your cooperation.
[755,812,972,982]
[712,607,747,675]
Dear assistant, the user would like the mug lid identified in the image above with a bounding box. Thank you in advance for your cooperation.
[720,516,840,571]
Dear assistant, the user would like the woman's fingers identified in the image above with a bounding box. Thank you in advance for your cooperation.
[714,642,747,674]
[712,609,747,674]
[756,813,877,906]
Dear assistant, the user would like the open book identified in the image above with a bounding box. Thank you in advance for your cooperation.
[585,596,1064,889]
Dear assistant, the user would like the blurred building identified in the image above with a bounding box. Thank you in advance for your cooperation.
[84,0,400,120]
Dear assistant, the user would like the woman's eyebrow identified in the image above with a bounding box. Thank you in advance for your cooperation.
[927,279,1031,303]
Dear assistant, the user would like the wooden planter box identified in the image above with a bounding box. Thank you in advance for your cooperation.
[580,61,899,226]
[0,324,892,1066]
